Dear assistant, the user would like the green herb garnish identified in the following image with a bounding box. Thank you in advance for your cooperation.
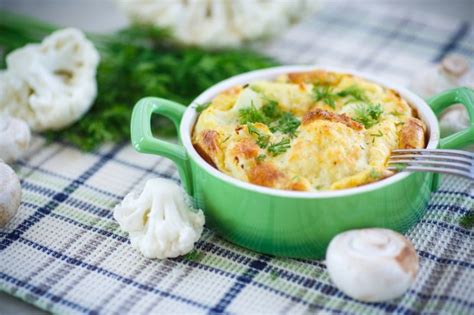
[390,110,403,117]
[313,84,368,108]
[337,85,368,102]
[247,123,270,149]
[313,86,336,108]
[256,154,266,162]
[261,100,281,119]
[239,102,268,125]
[370,130,384,138]
[239,99,300,138]
[268,138,291,156]
[352,103,383,129]
[195,102,211,113]
[0,11,278,150]
[269,112,300,137]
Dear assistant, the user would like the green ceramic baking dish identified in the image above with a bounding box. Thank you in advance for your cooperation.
[130,66,474,259]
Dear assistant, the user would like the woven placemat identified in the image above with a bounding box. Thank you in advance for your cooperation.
[1,3,473,314]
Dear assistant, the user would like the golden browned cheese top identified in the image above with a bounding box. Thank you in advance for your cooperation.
[192,70,426,191]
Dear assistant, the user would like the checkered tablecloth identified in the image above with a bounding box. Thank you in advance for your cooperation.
[1,3,473,315]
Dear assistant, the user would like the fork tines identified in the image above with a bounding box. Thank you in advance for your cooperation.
[388,149,474,180]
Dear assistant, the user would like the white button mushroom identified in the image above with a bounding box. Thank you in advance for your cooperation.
[0,28,99,131]
[326,228,419,302]
[113,178,205,259]
[0,161,22,227]
[0,115,31,164]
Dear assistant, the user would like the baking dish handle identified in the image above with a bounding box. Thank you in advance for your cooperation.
[428,87,474,149]
[131,97,193,195]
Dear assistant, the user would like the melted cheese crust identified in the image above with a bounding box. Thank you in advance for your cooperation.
[192,70,426,191]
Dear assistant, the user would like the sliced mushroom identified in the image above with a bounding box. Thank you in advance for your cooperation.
[326,228,419,302]
[0,115,31,163]
[0,161,22,227]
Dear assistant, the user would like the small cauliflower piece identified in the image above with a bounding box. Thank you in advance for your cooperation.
[326,228,419,302]
[0,115,31,163]
[0,161,22,227]
[0,28,99,131]
[113,178,205,259]
[118,0,321,48]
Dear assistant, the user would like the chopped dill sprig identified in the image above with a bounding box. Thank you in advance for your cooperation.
[239,102,267,124]
[268,138,291,156]
[313,85,336,108]
[247,123,270,149]
[337,85,368,102]
[256,154,266,162]
[269,112,300,138]
[352,103,383,129]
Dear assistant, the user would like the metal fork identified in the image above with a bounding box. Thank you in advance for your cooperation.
[388,149,474,180]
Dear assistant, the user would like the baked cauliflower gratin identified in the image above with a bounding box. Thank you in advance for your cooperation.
[192,70,426,191]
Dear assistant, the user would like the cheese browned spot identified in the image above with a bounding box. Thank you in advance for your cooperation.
[287,181,310,191]
[399,118,426,149]
[202,130,220,152]
[288,70,343,86]
[302,109,364,131]
[223,85,243,96]
[231,138,259,159]
[193,130,221,168]
[247,162,284,188]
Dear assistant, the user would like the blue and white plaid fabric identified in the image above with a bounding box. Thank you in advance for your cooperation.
[1,3,473,314]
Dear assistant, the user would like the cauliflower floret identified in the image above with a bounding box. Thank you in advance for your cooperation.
[113,178,205,259]
[117,0,321,48]
[0,28,99,131]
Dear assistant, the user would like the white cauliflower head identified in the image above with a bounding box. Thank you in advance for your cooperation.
[113,178,205,259]
[0,28,100,131]
[0,115,31,164]
[118,0,321,48]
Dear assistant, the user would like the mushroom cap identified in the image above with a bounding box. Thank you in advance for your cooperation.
[326,228,419,302]
[0,161,21,227]
[441,54,469,77]
[0,115,31,163]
